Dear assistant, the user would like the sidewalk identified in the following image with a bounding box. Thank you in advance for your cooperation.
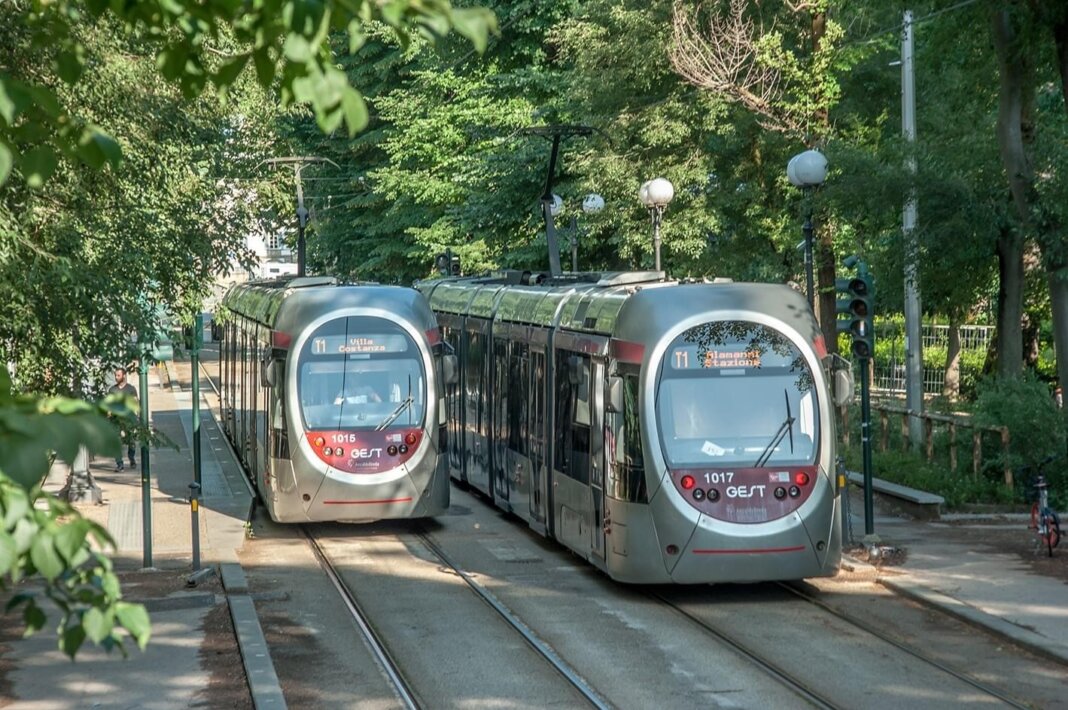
[845,490,1068,666]
[0,362,255,709]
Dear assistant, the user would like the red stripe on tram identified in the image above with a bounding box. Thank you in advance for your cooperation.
[692,546,807,555]
[322,497,414,505]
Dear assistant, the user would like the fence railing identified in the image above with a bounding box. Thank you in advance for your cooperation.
[838,402,1012,487]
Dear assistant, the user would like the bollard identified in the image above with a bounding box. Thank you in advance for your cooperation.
[189,481,202,571]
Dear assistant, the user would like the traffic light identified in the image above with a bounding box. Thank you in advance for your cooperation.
[836,267,874,359]
[435,250,462,276]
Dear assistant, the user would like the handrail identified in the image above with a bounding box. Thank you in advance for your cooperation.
[837,402,1012,487]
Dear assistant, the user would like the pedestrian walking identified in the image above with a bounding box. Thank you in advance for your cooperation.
[108,366,138,471]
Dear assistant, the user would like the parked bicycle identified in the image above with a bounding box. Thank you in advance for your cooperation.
[1029,458,1062,557]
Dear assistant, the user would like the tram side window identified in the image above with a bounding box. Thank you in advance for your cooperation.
[508,343,528,455]
[465,329,484,436]
[553,351,572,473]
[616,371,647,503]
[553,350,591,485]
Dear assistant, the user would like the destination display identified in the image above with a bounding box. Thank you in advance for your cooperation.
[669,346,762,370]
[309,334,409,356]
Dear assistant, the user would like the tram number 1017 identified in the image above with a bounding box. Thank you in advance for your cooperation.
[704,471,734,484]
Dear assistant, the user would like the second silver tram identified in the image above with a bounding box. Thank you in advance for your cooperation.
[416,270,844,584]
[220,276,454,523]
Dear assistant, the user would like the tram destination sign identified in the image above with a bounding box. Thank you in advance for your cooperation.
[670,346,762,370]
[310,334,408,355]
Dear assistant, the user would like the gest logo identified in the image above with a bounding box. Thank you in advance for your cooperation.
[726,484,766,499]
[350,448,383,459]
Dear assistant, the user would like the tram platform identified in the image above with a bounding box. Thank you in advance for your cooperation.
[1,357,1067,707]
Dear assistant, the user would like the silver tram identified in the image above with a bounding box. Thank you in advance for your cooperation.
[416,270,843,583]
[219,276,453,523]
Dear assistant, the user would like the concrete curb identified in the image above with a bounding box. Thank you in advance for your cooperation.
[876,570,1068,667]
[229,593,287,709]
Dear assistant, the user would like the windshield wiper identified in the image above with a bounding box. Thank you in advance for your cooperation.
[376,375,414,431]
[754,390,795,468]
[376,395,413,431]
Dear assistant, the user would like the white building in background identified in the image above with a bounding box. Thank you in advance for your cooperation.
[246,229,298,280]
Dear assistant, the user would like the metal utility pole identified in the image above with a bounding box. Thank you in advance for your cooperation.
[139,352,152,568]
[902,10,924,449]
[262,157,339,277]
[191,313,203,489]
[520,125,594,277]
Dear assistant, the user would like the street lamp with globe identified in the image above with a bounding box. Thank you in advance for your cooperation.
[638,177,674,272]
[786,149,828,309]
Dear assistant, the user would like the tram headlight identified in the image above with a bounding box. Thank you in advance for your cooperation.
[692,488,705,501]
[314,436,325,447]
[399,445,408,454]
[387,445,398,456]
[788,485,801,498]
[336,448,344,457]
[323,446,333,456]
[774,487,787,500]
[707,488,720,502]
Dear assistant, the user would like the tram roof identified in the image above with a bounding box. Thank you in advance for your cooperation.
[222,275,418,329]
[418,270,815,341]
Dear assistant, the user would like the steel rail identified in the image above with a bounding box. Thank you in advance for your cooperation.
[651,592,841,710]
[777,582,1032,710]
[303,528,422,710]
[416,531,614,710]
[200,352,420,706]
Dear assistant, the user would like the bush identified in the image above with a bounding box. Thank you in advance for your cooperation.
[972,373,1067,505]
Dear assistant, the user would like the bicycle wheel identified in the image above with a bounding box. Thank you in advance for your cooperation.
[1048,511,1061,554]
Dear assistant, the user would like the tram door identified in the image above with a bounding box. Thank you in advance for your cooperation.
[590,357,607,561]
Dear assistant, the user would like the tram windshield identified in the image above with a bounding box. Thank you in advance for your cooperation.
[297,316,426,431]
[656,321,819,467]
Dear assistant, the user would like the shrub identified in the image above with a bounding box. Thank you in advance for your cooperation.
[972,373,1067,505]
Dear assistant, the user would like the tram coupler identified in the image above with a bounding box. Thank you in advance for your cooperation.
[189,482,202,571]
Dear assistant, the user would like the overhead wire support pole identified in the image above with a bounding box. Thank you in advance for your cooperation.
[901,10,924,450]
[519,125,595,278]
[259,156,340,277]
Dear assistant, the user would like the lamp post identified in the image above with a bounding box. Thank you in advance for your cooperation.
[638,178,674,272]
[787,149,828,310]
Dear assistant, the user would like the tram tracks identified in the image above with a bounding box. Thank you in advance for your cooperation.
[775,581,1032,709]
[653,583,1032,710]
[651,591,841,710]
[303,522,614,709]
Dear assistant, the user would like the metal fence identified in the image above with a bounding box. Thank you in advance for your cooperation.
[872,323,993,395]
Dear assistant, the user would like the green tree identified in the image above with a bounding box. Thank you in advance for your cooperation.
[1,0,496,658]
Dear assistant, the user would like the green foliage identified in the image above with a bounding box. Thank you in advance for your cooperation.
[842,446,1012,509]
[972,373,1067,486]
[0,0,497,188]
[0,370,149,658]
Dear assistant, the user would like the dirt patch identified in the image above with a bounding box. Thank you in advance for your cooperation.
[191,602,252,709]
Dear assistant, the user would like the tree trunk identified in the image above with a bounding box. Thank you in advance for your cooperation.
[943,315,962,400]
[991,8,1034,377]
[1048,269,1068,405]
[1048,14,1068,425]
[996,226,1026,376]
[817,233,837,356]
